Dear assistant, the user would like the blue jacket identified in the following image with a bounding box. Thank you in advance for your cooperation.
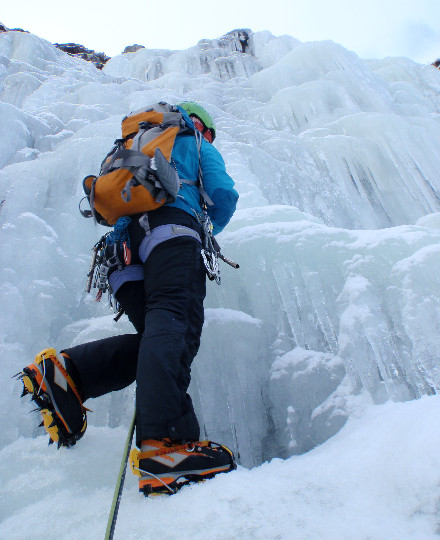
[168,109,238,235]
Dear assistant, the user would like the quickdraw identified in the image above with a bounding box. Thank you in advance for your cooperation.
[192,129,239,284]
[85,217,132,317]
[198,210,239,285]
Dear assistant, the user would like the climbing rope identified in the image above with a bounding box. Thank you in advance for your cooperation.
[104,408,136,540]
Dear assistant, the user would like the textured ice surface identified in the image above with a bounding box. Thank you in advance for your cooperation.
[1,29,440,474]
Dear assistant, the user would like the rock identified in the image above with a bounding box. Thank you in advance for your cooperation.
[220,29,252,53]
[122,44,145,54]
[0,22,28,33]
[54,42,110,70]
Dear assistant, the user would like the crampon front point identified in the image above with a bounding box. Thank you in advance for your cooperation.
[16,348,88,448]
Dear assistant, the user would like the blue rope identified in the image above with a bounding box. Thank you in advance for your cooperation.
[106,216,131,248]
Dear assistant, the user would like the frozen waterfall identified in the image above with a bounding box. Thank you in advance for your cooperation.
[1,28,440,472]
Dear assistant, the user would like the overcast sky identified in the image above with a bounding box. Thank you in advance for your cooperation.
[2,0,439,64]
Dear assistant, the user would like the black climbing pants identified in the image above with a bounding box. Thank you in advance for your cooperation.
[64,208,206,444]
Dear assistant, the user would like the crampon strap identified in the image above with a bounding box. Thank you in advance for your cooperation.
[36,349,91,413]
[138,440,211,460]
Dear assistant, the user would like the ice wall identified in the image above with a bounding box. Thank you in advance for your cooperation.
[1,29,440,466]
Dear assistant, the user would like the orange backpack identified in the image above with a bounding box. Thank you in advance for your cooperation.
[81,102,191,226]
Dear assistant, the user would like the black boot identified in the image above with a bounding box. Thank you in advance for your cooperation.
[130,438,236,496]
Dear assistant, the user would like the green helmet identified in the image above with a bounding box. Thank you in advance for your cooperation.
[177,101,216,141]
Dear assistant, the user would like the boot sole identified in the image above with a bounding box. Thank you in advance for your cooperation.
[21,366,86,448]
[139,464,234,496]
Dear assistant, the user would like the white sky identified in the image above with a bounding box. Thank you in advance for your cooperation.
[2,0,439,64]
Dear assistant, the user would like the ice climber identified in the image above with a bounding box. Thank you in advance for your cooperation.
[18,101,239,495]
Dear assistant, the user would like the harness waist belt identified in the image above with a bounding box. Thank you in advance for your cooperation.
[139,224,201,263]
[108,224,202,295]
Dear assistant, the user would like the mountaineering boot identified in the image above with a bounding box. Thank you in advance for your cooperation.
[18,348,88,448]
[129,439,237,496]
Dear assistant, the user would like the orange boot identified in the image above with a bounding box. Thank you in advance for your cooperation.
[18,348,88,448]
[130,438,236,496]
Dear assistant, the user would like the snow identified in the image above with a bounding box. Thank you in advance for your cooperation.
[1,396,440,539]
[2,28,440,537]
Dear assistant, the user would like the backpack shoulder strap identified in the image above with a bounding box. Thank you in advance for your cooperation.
[194,129,214,207]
